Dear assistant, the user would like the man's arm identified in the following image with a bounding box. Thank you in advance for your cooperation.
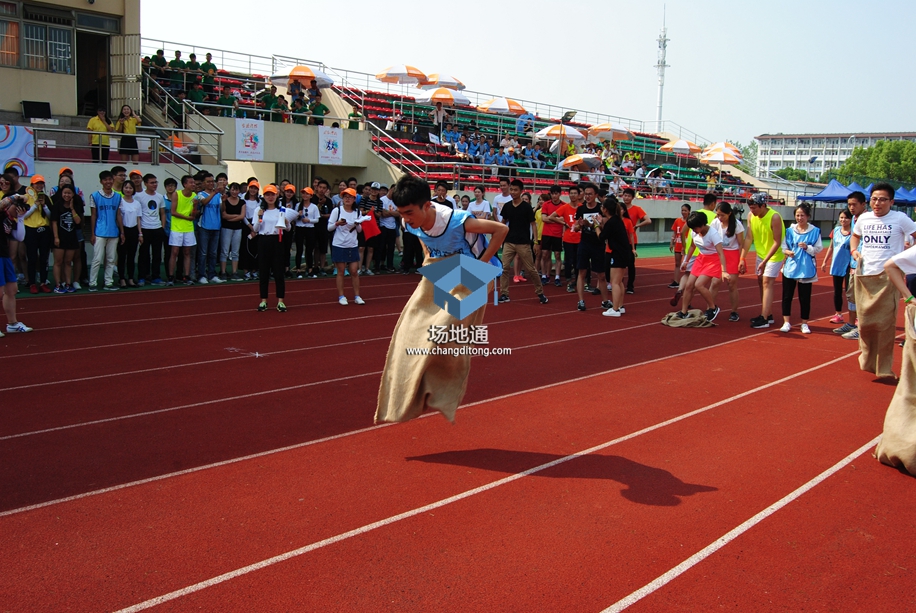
[884,258,913,300]
[465,217,508,262]
[89,195,97,245]
[849,232,861,261]
[635,212,652,230]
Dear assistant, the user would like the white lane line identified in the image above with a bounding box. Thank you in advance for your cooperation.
[600,435,881,613]
[109,350,862,613]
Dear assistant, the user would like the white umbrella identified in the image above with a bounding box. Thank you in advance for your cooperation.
[269,65,333,89]
[587,122,633,143]
[415,87,471,106]
[418,73,466,90]
[535,124,585,140]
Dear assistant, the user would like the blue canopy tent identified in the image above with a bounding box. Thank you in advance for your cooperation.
[893,186,916,205]
[846,181,866,194]
[863,183,874,198]
[797,179,852,202]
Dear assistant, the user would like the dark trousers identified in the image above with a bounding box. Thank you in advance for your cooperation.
[138,227,166,280]
[281,228,294,271]
[92,143,110,163]
[117,226,140,282]
[782,277,813,320]
[563,241,579,281]
[832,273,849,312]
[295,226,316,270]
[375,226,397,270]
[258,235,285,299]
[24,226,52,284]
[197,228,219,280]
[401,232,424,270]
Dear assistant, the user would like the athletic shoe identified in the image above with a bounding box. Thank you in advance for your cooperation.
[768,314,775,324]
[277,302,287,312]
[618,307,626,314]
[669,290,682,307]
[344,269,350,276]
[539,294,549,304]
[587,286,600,296]
[540,274,548,283]
[364,269,374,276]
[309,273,318,279]
[706,306,720,322]
[184,278,194,286]
[828,314,845,324]
[16,273,24,284]
[258,301,268,312]
[40,283,52,293]
[72,282,82,290]
[243,272,252,280]
[29,284,38,294]
[728,312,740,322]
[211,276,224,284]
[602,308,622,317]
[338,296,348,306]
[65,284,76,293]
[750,315,770,329]
[577,300,586,311]
[0,330,3,337]
[233,273,245,281]
[166,278,174,286]
[499,294,510,303]
[800,323,812,334]
[833,323,856,335]
[138,279,146,287]
[88,285,98,292]
[601,300,613,310]
[779,322,792,332]
[53,285,66,294]
[354,296,366,305]
[566,284,576,293]
[626,288,635,295]
[554,278,562,287]
[842,328,860,340]
[199,276,209,284]
[7,322,33,333]
[667,282,680,289]
[103,284,119,291]
[675,311,688,320]
[296,273,303,279]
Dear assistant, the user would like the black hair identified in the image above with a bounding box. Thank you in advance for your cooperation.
[498,177,509,185]
[435,180,449,190]
[681,203,692,212]
[317,178,330,189]
[716,202,737,238]
[475,184,487,194]
[838,209,852,220]
[703,192,718,206]
[228,182,241,192]
[510,178,525,190]
[847,190,866,204]
[347,176,358,184]
[180,174,195,187]
[98,170,113,181]
[687,210,709,230]
[873,182,895,200]
[580,182,598,194]
[794,203,812,218]
[142,173,157,183]
[164,177,178,188]
[549,184,562,194]
[568,185,580,194]
[621,187,636,197]
[598,188,608,198]
[390,174,431,208]
[247,176,258,183]
[601,195,620,218]
[110,165,127,175]
[216,172,228,181]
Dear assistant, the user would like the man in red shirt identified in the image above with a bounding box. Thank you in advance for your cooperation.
[621,187,652,294]
[548,184,581,293]
[539,185,565,286]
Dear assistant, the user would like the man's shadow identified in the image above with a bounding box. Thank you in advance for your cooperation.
[407,449,717,507]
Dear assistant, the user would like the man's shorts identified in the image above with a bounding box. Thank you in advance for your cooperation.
[577,241,605,274]
[0,257,15,285]
[756,255,783,278]
[541,235,563,252]
[169,230,197,247]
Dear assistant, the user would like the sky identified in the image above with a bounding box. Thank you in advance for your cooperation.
[141,0,915,146]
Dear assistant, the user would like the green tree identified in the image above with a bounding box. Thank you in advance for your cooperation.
[774,167,811,182]
[835,140,916,184]
[730,140,757,176]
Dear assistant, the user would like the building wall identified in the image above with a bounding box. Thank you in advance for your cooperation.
[0,68,77,115]
[755,133,916,177]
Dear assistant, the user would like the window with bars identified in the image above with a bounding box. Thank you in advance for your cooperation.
[47,25,69,73]
[22,21,43,69]
[0,19,18,66]
[0,3,99,74]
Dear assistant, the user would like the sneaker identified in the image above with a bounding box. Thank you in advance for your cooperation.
[29,284,38,294]
[339,296,348,306]
[800,323,811,334]
[833,323,856,335]
[750,315,770,329]
[705,306,720,322]
[828,314,844,324]
[601,300,613,310]
[499,294,510,303]
[258,301,268,312]
[53,285,66,294]
[103,284,119,291]
[88,285,98,292]
[606,283,612,291]
[669,290,682,307]
[277,302,287,312]
[296,273,303,279]
[184,278,194,286]
[554,278,562,287]
[210,276,224,284]
[587,286,600,296]
[199,276,209,284]
[539,294,549,304]
[232,273,245,281]
[6,322,32,333]
[626,288,635,295]
[40,283,52,293]
[602,307,622,317]
[667,282,680,289]
[512,275,523,283]
[675,311,689,320]
[540,275,548,283]
[344,269,350,276]
[842,328,860,340]
[138,279,146,287]
[218,273,228,281]
[354,296,366,305]
[618,307,626,314]
[779,322,792,333]
[166,278,174,286]
[728,312,740,322]
[72,282,82,290]
[577,300,586,312]
[243,272,252,280]
[566,284,576,293]
[768,314,775,324]
[65,284,76,293]
[364,269,374,276]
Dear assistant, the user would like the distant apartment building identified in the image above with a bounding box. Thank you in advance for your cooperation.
[754,132,916,178]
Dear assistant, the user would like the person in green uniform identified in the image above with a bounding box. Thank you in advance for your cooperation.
[215,85,238,118]
[185,53,201,85]
[257,85,278,121]
[347,104,362,130]
[168,50,187,92]
[151,49,168,82]
[270,96,289,122]
[200,52,218,94]
[291,99,311,125]
[309,92,329,126]
[187,82,206,106]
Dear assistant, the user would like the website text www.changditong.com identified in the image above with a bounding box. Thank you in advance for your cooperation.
[405,346,512,358]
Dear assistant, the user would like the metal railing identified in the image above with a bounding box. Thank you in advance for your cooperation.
[366,122,428,177]
[31,126,161,165]
[141,39,274,77]
[141,74,224,163]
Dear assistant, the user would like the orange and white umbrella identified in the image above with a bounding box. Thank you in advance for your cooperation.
[535,124,585,140]
[561,153,602,169]
[418,73,465,90]
[270,65,333,89]
[416,87,471,106]
[587,122,633,142]
[660,139,702,155]
[477,97,527,115]
[376,64,427,85]
[702,141,741,156]
[700,150,742,165]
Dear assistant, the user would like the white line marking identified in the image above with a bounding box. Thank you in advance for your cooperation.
[600,435,882,613]
[109,350,862,613]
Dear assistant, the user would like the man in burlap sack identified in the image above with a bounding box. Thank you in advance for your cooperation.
[376,175,508,424]
[849,183,916,379]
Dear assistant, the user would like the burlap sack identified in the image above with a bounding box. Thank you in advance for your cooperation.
[661,309,715,328]
[875,304,916,476]
[375,270,491,424]
[855,272,899,379]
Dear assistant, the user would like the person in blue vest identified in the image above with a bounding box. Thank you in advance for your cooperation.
[779,203,823,334]
[821,209,853,325]
[88,170,123,291]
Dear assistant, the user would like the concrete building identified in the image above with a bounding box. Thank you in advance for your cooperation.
[755,132,916,178]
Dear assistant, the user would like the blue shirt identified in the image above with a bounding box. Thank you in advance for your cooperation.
[497,152,514,166]
[456,141,468,154]
[442,129,458,144]
[91,190,121,238]
[483,151,498,165]
[468,142,480,156]
[783,224,821,280]
[829,227,852,277]
[196,191,222,231]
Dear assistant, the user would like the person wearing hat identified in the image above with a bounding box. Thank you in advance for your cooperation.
[328,188,365,305]
[0,194,31,333]
[252,184,291,311]
[22,175,53,293]
[293,186,319,277]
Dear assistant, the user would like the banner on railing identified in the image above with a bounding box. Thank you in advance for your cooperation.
[235,119,264,161]
[0,125,35,177]
[318,126,343,165]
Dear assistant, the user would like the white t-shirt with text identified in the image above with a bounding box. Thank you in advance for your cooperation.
[853,210,916,276]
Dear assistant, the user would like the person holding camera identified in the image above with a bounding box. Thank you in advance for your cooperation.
[0,194,32,333]
[328,188,365,305]
[252,184,292,312]
[115,105,142,165]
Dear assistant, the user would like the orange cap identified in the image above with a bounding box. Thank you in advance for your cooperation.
[30,174,45,184]
[301,187,314,195]
[262,184,279,195]
[284,184,296,192]
[129,169,142,177]
[342,188,357,197]
[248,181,260,190]
[58,167,73,176]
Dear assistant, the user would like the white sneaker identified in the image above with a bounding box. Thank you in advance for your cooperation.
[6,322,33,333]
[618,307,626,314]
[199,276,209,284]
[210,276,224,284]
[800,323,811,334]
[779,322,792,333]
[338,296,348,305]
[602,308,622,317]
[606,283,612,291]
[354,296,366,305]
[71,282,81,290]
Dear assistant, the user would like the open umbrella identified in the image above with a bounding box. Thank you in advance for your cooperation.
[535,124,585,140]
[587,122,633,143]
[561,153,602,169]
[270,65,333,89]
[700,150,742,190]
[418,73,466,90]
[702,141,741,156]
[415,87,471,107]
[477,97,527,115]
[660,139,701,155]
[376,64,427,85]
